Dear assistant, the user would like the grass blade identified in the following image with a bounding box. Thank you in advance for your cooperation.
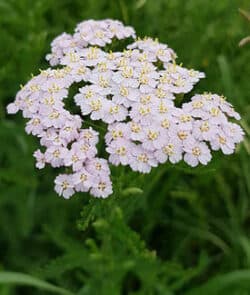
[185,270,250,295]
[0,272,74,295]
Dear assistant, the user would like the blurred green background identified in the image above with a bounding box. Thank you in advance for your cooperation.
[0,0,250,294]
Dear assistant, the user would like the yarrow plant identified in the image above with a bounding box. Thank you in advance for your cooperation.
[7,19,244,199]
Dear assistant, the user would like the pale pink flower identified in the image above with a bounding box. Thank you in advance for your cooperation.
[33,149,46,169]
[63,147,85,172]
[183,138,212,167]
[130,146,158,173]
[73,169,97,192]
[54,174,75,199]
[105,123,130,144]
[210,131,236,155]
[154,139,183,164]
[102,101,128,123]
[172,108,194,130]
[85,158,111,177]
[71,139,97,160]
[6,18,244,199]
[7,102,19,114]
[59,118,81,143]
[128,121,145,141]
[25,116,44,136]
[45,146,68,167]
[70,62,91,82]
[222,122,244,144]
[192,120,218,141]
[106,138,133,166]
[90,176,113,198]
[112,66,139,88]
[79,128,99,146]
[40,128,67,147]
[112,84,140,107]
[141,124,168,151]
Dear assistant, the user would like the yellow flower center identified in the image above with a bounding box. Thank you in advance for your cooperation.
[138,154,148,163]
[156,88,166,98]
[49,111,60,119]
[122,66,133,78]
[157,48,165,56]
[192,100,204,109]
[147,130,159,141]
[139,107,150,116]
[120,86,129,97]
[95,163,102,170]
[69,52,79,63]
[116,146,127,156]
[178,131,188,140]
[90,100,102,111]
[83,131,93,139]
[118,57,128,67]
[219,136,226,144]
[62,181,69,190]
[112,130,123,139]
[81,144,89,152]
[192,147,201,156]
[180,115,192,123]
[98,62,108,72]
[95,30,104,38]
[140,95,151,104]
[161,119,170,129]
[98,182,106,191]
[159,102,168,114]
[53,150,60,158]
[138,53,148,62]
[139,74,149,85]
[204,93,212,100]
[80,174,87,182]
[131,123,141,133]
[210,108,220,117]
[109,105,119,114]
[32,118,40,125]
[87,47,98,60]
[160,74,170,84]
[163,144,174,155]
[107,51,115,60]
[72,155,79,162]
[85,90,93,99]
[200,121,209,132]
[174,78,185,87]
[48,83,60,93]
[77,66,87,75]
[64,126,72,132]
[99,76,109,88]
[44,96,55,105]
[123,49,133,57]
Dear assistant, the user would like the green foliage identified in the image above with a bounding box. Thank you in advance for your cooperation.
[0,0,250,294]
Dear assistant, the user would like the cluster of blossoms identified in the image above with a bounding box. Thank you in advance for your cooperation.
[7,19,244,199]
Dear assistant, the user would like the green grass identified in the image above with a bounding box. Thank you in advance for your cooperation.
[0,0,250,294]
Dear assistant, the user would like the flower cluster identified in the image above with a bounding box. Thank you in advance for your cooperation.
[7,19,244,199]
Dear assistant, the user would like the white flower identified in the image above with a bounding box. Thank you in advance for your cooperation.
[7,18,244,199]
[73,169,97,192]
[90,176,113,198]
[107,138,133,166]
[210,131,236,155]
[54,174,75,199]
[154,139,183,164]
[33,149,46,169]
[130,146,158,173]
[183,138,212,167]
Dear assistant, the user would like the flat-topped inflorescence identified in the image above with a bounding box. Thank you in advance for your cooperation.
[7,19,244,199]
